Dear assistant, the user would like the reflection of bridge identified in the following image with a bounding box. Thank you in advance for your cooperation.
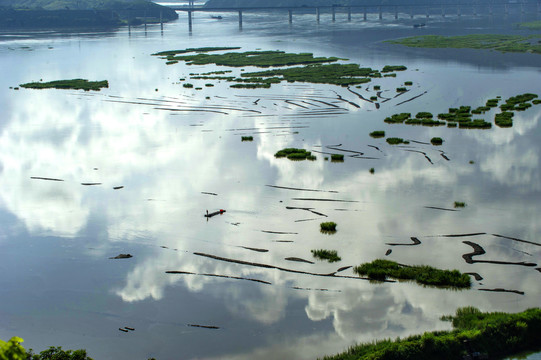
[164,1,541,29]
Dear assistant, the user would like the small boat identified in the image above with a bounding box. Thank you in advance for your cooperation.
[413,23,426,28]
[204,209,226,218]
[210,15,223,20]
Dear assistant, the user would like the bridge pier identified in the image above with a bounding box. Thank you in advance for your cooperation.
[457,5,460,17]
[379,6,382,20]
[521,3,525,14]
[238,10,242,29]
[395,6,398,20]
[348,7,351,21]
[426,6,429,18]
[188,10,192,29]
[332,6,336,22]
[364,7,367,21]
[288,9,292,24]
[160,11,163,31]
[410,7,414,18]
[489,5,493,16]
[473,6,477,16]
[505,4,508,14]
[316,7,320,22]
[441,5,445,17]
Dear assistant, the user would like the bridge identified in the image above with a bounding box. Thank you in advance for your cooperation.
[161,1,541,30]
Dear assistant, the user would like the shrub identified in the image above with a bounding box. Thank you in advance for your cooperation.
[386,137,409,145]
[331,154,344,162]
[241,136,253,141]
[454,201,466,208]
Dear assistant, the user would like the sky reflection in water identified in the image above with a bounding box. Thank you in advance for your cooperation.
[0,10,540,360]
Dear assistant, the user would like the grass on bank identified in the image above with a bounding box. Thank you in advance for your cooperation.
[20,79,108,91]
[353,259,471,288]
[322,307,541,360]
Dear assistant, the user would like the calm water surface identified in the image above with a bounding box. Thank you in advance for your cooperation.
[1,9,540,360]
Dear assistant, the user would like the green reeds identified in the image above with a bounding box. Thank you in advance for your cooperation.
[241,136,253,141]
[354,259,471,288]
[20,79,108,91]
[454,201,466,208]
[430,137,443,145]
[369,130,385,138]
[320,221,337,233]
[311,249,341,263]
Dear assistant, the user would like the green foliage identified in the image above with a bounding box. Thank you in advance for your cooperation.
[20,79,108,91]
[330,154,344,162]
[415,112,433,119]
[369,130,385,138]
[320,221,337,232]
[373,85,381,90]
[153,49,342,67]
[396,87,407,92]
[381,65,407,72]
[0,337,26,360]
[500,93,538,111]
[27,346,93,360]
[386,137,409,145]
[311,249,341,263]
[274,148,315,161]
[404,81,413,86]
[241,136,253,141]
[323,307,541,360]
[384,113,411,124]
[387,34,541,54]
[182,83,194,88]
[495,111,514,127]
[369,167,375,174]
[430,137,443,145]
[518,20,541,30]
[454,201,466,208]
[353,259,471,288]
[153,47,241,56]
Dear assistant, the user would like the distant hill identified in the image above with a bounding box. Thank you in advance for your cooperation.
[0,0,178,28]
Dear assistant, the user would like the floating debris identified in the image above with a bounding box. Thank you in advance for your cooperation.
[201,192,218,196]
[166,271,271,285]
[261,230,298,234]
[291,198,358,203]
[385,249,392,256]
[113,186,124,190]
[462,241,537,267]
[386,237,421,246]
[424,206,458,212]
[266,184,338,193]
[118,328,128,333]
[109,254,133,259]
[465,272,483,281]
[478,288,524,295]
[285,257,315,264]
[30,176,64,182]
[492,234,541,247]
[442,232,486,237]
[188,324,220,330]
[240,246,269,253]
[81,183,102,186]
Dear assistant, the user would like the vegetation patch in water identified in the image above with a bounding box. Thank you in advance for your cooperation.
[183,83,194,88]
[241,136,253,141]
[518,20,541,30]
[500,93,538,111]
[430,137,443,145]
[152,47,241,57]
[387,34,541,54]
[353,259,471,288]
[369,130,385,138]
[495,111,514,127]
[382,65,407,72]
[153,49,342,67]
[331,154,344,162]
[323,307,541,360]
[311,249,341,263]
[242,63,377,86]
[320,221,337,233]
[20,79,108,91]
[274,148,315,161]
[386,137,409,145]
[454,201,466,208]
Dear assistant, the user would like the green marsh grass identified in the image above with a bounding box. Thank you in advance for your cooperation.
[323,307,541,360]
[354,259,471,288]
[320,221,337,233]
[430,137,443,145]
[20,79,108,91]
[311,249,341,263]
[369,130,385,138]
